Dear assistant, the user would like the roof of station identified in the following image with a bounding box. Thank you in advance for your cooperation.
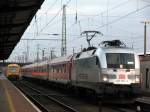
[0,0,45,60]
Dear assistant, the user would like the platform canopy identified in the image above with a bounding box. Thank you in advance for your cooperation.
[0,0,45,60]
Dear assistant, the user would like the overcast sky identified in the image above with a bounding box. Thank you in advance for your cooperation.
[8,0,150,62]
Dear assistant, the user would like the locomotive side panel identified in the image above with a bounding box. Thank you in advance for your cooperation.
[72,56,100,88]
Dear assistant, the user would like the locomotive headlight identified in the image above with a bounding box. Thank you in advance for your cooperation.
[135,75,140,83]
[103,75,108,82]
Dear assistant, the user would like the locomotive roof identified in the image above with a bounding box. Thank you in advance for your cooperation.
[100,46,135,53]
[8,63,20,67]
[74,46,135,59]
[50,55,73,65]
[22,60,48,68]
[22,55,73,68]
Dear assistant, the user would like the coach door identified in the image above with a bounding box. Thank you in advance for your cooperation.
[145,68,149,89]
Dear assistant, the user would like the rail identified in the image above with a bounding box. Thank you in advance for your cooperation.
[12,81,79,112]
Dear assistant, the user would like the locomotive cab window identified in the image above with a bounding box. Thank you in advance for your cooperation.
[106,53,135,69]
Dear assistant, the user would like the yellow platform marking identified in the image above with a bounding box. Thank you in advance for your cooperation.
[5,90,16,112]
[2,81,16,112]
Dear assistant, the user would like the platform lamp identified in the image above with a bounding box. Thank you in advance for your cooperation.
[141,21,150,56]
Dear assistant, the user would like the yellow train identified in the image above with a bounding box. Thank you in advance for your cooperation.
[7,64,20,80]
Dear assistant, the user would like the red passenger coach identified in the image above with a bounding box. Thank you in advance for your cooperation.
[22,61,49,80]
[48,55,73,84]
[21,55,73,84]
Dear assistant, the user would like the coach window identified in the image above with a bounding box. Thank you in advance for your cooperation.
[35,67,37,72]
[40,68,42,72]
[63,65,65,73]
[54,66,56,73]
[43,67,45,72]
[57,66,59,73]
[59,66,61,73]
[56,66,58,73]
[61,65,63,73]
[40,67,42,72]
[41,68,43,72]
[53,66,55,73]
[59,65,61,73]
[64,64,66,73]
[36,67,38,72]
[42,67,44,72]
[50,66,52,72]
[52,66,54,72]
[38,68,40,72]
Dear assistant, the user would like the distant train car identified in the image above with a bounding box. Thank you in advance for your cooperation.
[7,64,20,80]
[22,40,141,102]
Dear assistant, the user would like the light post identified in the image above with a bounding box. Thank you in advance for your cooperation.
[42,48,46,61]
[141,21,150,56]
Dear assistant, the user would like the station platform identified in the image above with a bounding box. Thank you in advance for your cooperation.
[0,74,40,112]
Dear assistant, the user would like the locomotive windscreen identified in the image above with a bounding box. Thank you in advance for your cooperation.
[8,66,18,73]
[106,53,135,69]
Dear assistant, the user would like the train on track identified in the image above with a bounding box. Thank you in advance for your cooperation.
[7,64,20,80]
[21,40,141,101]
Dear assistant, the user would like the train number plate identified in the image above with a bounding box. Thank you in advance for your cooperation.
[119,74,125,79]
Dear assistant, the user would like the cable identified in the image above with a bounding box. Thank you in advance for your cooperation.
[98,4,150,28]
[141,0,150,3]
[68,0,131,17]
[39,8,62,33]
[66,0,149,33]
[39,0,72,33]
[36,0,59,21]
[66,1,131,35]
[100,0,130,15]
[47,0,59,12]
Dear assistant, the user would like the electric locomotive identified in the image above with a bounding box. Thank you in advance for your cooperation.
[71,40,141,99]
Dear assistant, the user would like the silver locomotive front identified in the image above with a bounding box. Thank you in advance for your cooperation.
[96,47,141,95]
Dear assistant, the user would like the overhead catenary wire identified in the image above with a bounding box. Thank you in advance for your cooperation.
[39,8,62,33]
[35,0,59,23]
[66,0,132,37]
[31,0,60,37]
[66,0,149,35]
[67,0,131,17]
[98,4,150,28]
[39,0,72,33]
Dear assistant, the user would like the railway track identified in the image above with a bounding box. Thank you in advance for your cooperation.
[106,104,136,112]
[12,81,79,112]
[12,80,138,112]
